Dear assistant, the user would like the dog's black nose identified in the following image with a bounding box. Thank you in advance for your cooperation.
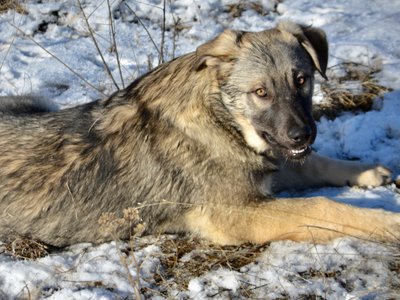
[288,126,312,145]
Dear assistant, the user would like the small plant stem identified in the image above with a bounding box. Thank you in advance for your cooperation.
[77,0,120,91]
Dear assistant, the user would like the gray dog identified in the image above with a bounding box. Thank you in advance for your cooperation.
[0,21,397,247]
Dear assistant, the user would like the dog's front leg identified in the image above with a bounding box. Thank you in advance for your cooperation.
[270,152,392,192]
[184,197,399,245]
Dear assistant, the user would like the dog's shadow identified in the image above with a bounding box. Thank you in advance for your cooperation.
[278,186,400,213]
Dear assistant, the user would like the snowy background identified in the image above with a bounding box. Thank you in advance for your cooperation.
[0,0,400,299]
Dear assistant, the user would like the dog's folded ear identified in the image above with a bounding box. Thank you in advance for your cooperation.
[300,25,329,80]
[278,21,329,80]
[195,29,243,70]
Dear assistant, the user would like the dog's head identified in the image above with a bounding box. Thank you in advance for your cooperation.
[195,21,328,160]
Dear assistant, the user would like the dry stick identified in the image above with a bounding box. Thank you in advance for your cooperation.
[77,0,120,91]
[107,0,125,88]
[115,239,143,300]
[171,15,180,59]
[159,0,166,64]
[122,1,162,59]
[2,18,106,96]
[129,239,145,300]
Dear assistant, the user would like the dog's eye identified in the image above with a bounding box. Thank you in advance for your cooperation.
[255,88,268,98]
[296,75,306,87]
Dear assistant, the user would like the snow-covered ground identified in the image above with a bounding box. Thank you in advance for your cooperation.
[0,0,400,298]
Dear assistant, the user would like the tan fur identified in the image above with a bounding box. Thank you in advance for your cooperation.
[185,197,399,245]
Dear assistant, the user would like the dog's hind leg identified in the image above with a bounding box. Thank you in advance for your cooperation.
[184,197,400,245]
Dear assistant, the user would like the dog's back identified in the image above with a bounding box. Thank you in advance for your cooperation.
[0,83,233,246]
[0,97,119,245]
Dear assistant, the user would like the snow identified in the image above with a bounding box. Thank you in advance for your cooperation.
[0,0,400,298]
[314,90,400,173]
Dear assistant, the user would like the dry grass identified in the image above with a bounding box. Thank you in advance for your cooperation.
[225,1,281,17]
[3,235,48,260]
[159,237,268,279]
[3,233,400,298]
[313,62,391,120]
[99,207,145,300]
[134,236,400,298]
[135,235,269,298]
[0,0,26,14]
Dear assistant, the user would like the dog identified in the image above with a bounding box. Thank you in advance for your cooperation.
[0,21,397,247]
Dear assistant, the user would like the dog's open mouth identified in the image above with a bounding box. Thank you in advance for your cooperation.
[285,146,311,159]
[260,131,311,160]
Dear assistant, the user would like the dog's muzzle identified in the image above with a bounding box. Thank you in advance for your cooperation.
[260,130,312,160]
[286,145,312,159]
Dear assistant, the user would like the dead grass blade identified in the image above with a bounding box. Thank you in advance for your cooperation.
[0,11,22,74]
[121,0,162,61]
[107,0,125,89]
[1,16,107,96]
[99,207,146,300]
[77,0,120,91]
[159,0,166,64]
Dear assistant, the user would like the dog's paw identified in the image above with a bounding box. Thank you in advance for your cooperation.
[354,165,392,187]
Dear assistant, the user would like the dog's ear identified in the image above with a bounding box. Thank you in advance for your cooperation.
[300,25,328,79]
[278,21,328,79]
[195,30,243,70]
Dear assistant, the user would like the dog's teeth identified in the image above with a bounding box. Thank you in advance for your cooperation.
[291,147,306,154]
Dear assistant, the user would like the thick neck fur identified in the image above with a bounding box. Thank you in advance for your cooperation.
[95,53,262,165]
